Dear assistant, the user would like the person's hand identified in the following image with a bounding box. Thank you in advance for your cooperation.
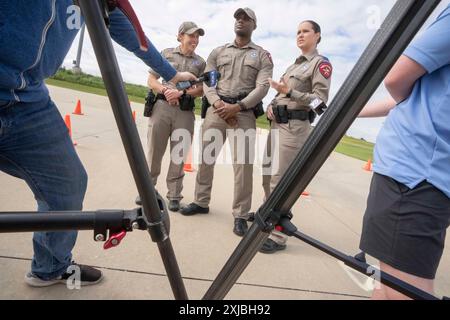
[214,102,240,121]
[164,88,183,105]
[267,105,275,121]
[170,71,198,84]
[268,78,290,95]
[213,100,225,110]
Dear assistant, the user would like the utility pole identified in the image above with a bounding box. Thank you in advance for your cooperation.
[72,24,86,74]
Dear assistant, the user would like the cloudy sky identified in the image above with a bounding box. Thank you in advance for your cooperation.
[63,0,450,142]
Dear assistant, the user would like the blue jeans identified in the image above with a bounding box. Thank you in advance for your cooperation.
[0,97,88,280]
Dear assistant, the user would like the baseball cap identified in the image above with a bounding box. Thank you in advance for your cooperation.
[234,8,257,28]
[178,21,205,37]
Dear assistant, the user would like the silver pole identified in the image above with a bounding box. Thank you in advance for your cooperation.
[72,24,86,74]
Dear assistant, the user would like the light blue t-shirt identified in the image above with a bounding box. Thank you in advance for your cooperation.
[374,4,450,198]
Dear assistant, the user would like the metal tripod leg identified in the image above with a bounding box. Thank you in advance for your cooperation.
[78,0,187,300]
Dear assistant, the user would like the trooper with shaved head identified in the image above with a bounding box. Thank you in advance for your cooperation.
[181,8,274,238]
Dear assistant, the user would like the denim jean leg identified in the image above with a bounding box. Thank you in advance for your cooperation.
[0,97,88,280]
[32,203,79,281]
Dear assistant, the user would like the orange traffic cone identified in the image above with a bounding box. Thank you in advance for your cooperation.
[183,149,195,173]
[301,191,311,197]
[72,100,84,115]
[64,114,77,146]
[363,159,373,172]
[132,110,136,122]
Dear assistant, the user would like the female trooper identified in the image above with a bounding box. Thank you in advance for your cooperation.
[261,20,332,254]
[146,22,206,212]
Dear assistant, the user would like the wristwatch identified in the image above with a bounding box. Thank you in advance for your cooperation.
[237,101,247,111]
[286,89,293,99]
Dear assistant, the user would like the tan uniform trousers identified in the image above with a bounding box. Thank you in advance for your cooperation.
[262,119,312,245]
[194,107,256,219]
[147,100,195,201]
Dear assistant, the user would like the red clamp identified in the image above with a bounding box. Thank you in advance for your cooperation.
[103,230,127,250]
[107,0,148,51]
[275,226,284,232]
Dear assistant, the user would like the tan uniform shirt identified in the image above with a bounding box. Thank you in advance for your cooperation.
[204,41,274,110]
[272,50,332,110]
[149,47,206,87]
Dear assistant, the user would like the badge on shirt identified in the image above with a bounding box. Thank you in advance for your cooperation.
[319,61,333,79]
[193,60,201,66]
[250,51,258,59]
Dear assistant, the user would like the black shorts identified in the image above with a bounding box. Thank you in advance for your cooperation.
[360,173,450,279]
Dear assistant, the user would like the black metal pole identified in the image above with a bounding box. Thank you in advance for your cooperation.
[204,0,441,300]
[291,231,440,300]
[0,212,100,233]
[78,0,187,300]
[0,210,133,234]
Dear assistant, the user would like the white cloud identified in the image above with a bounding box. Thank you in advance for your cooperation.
[63,0,450,142]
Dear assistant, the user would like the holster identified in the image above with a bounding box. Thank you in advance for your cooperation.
[201,96,211,119]
[144,90,157,118]
[179,94,195,112]
[253,102,265,119]
[273,105,289,124]
[308,110,317,124]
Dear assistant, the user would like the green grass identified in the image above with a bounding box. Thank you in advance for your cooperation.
[335,136,374,162]
[47,68,373,161]
[47,68,147,104]
[47,68,273,126]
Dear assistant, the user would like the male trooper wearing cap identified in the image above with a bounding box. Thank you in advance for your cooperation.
[181,8,274,237]
[146,22,206,212]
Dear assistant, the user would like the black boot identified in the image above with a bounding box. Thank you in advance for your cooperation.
[259,239,287,254]
[168,200,180,212]
[180,203,209,216]
[233,218,248,237]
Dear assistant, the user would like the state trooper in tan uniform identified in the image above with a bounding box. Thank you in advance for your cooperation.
[146,22,206,212]
[180,8,274,237]
[261,20,332,253]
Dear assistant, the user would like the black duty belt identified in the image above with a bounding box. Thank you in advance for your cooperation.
[219,94,249,105]
[287,110,310,121]
[156,94,167,101]
[273,105,310,123]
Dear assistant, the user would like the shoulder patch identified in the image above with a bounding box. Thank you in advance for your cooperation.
[318,61,332,79]
[266,51,273,65]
